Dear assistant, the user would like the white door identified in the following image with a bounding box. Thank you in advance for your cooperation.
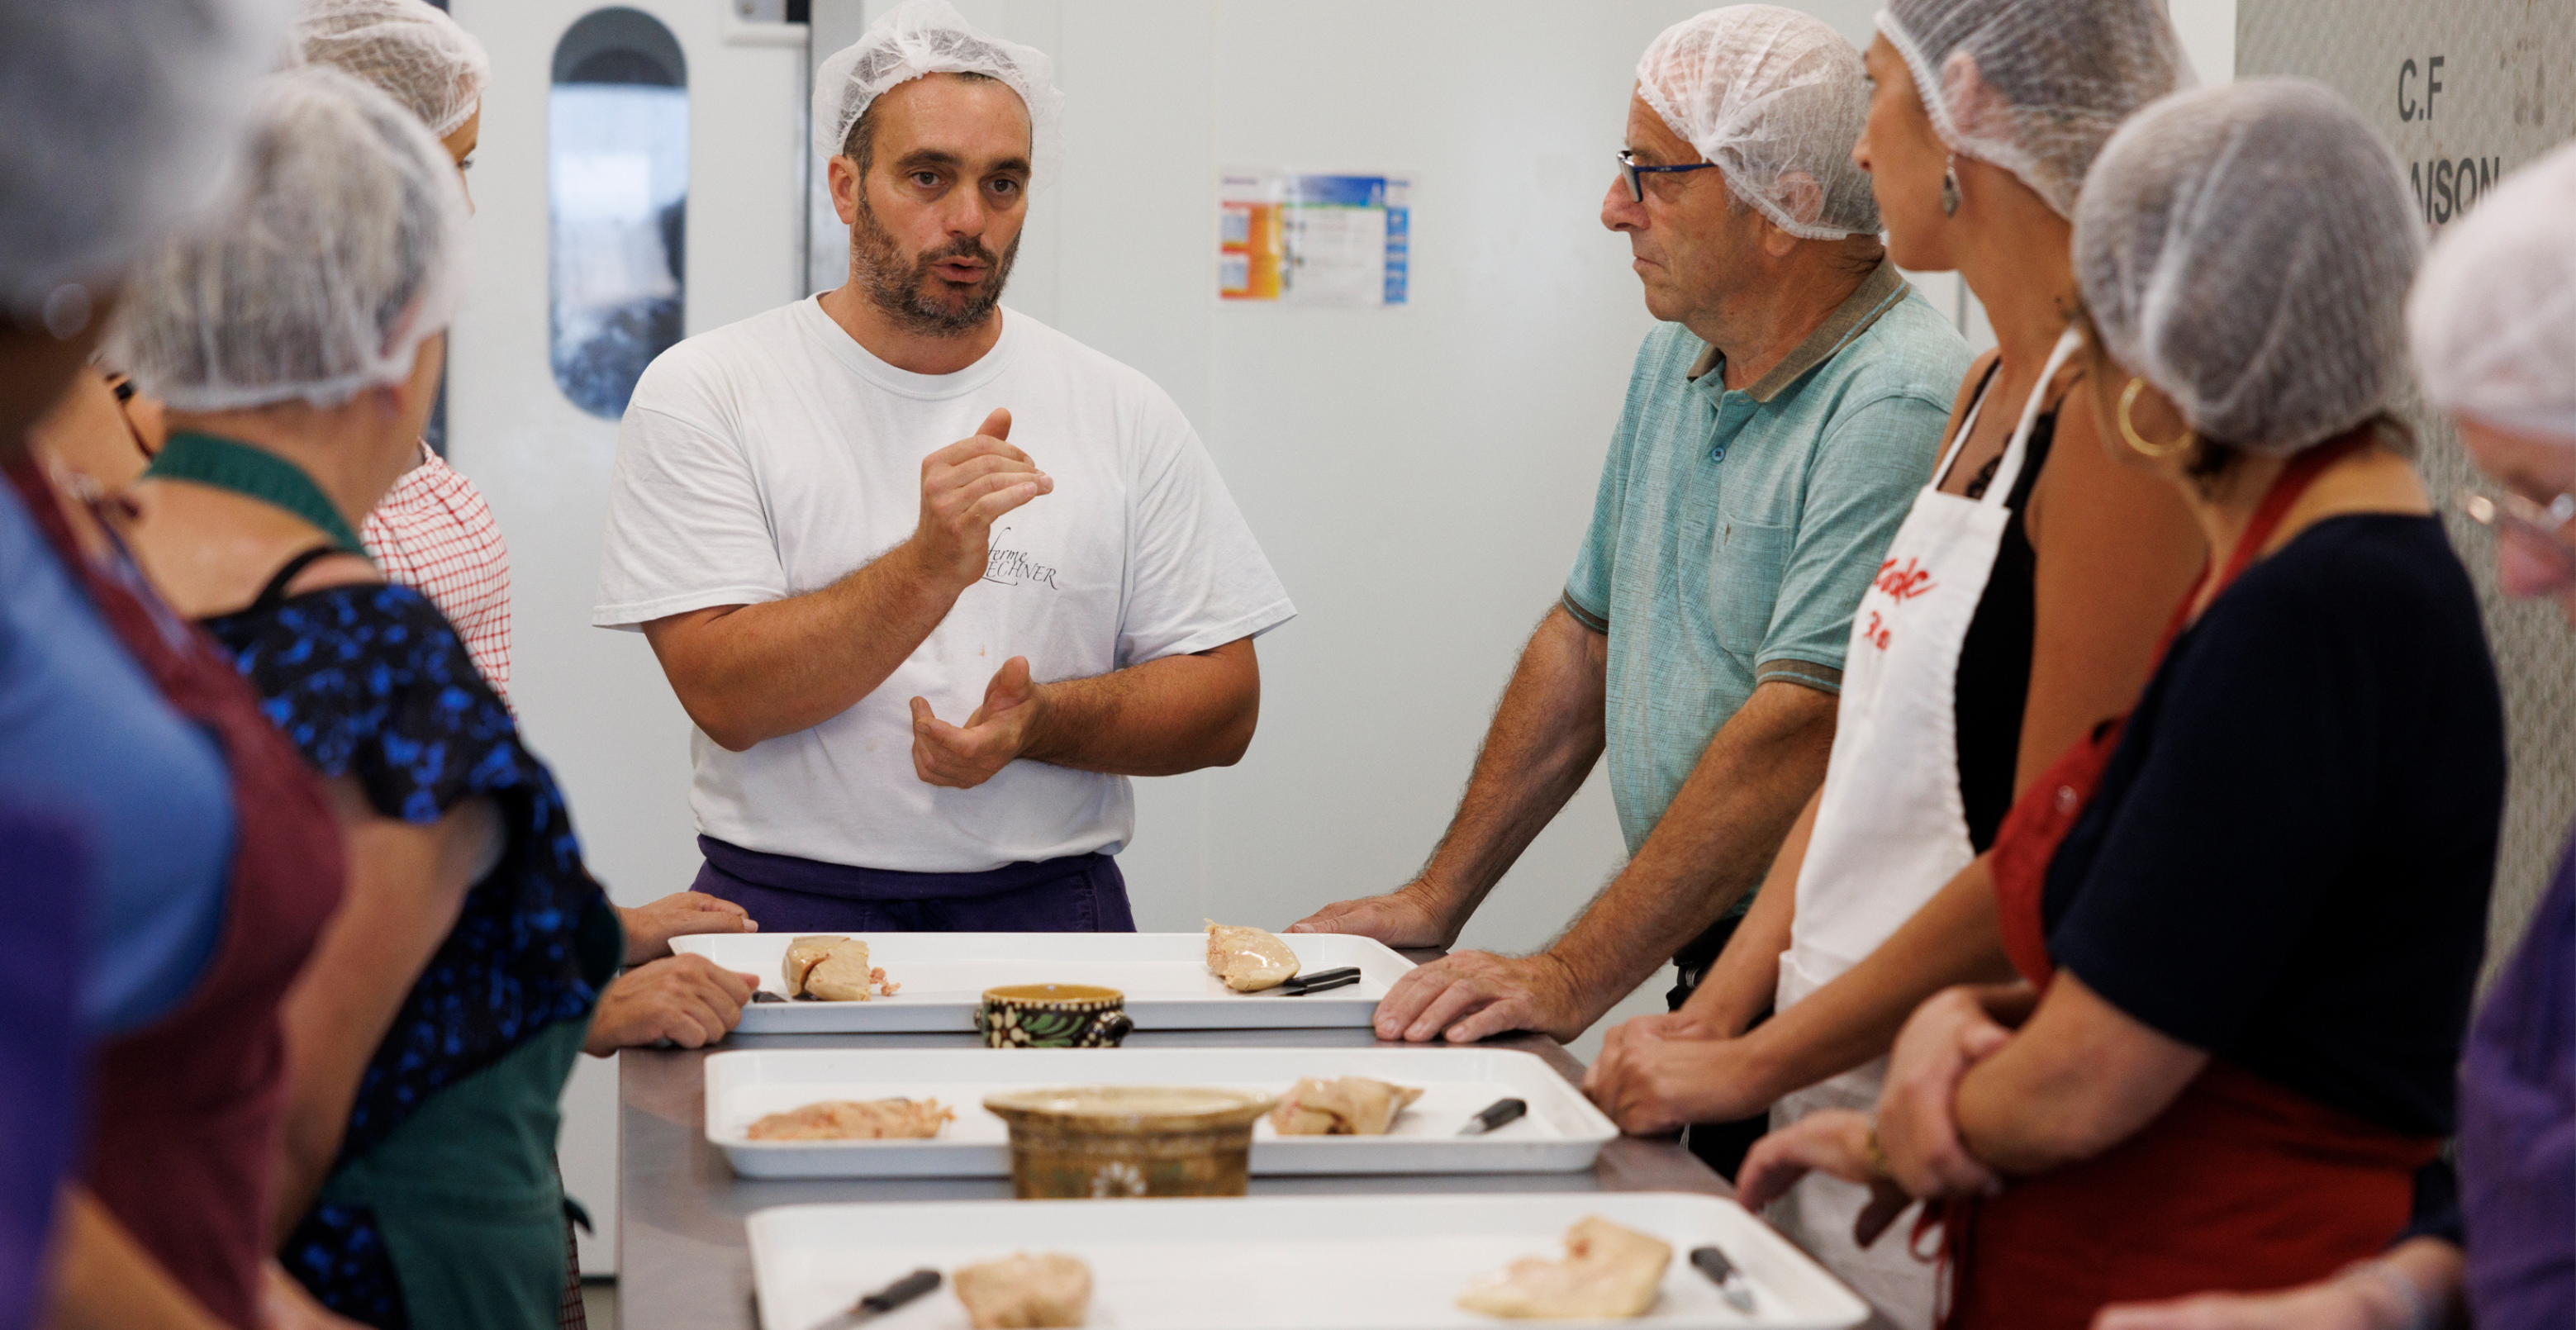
[446,0,807,1275]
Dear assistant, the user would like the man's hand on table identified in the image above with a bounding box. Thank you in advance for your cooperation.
[618,891,756,964]
[584,954,760,1056]
[1370,949,1600,1044]
[1286,882,1458,949]
[1581,1013,1769,1135]
[911,654,1048,789]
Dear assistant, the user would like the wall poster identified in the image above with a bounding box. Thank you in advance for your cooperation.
[1218,171,1410,307]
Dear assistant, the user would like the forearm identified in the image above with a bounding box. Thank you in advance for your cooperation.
[1953,970,2203,1175]
[647,541,957,751]
[1552,682,1834,1014]
[1680,787,1820,1035]
[1020,639,1259,777]
[1728,853,2018,1102]
[1414,606,1609,920]
[272,797,486,1238]
[40,1188,225,1330]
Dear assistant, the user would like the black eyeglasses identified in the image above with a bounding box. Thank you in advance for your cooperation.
[1616,149,1719,202]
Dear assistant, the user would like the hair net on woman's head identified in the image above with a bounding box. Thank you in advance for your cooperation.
[1636,6,1880,239]
[0,0,300,329]
[1879,0,2193,218]
[813,0,1064,189]
[2075,80,2422,457]
[108,66,473,411]
[293,0,490,140]
[2408,141,2576,443]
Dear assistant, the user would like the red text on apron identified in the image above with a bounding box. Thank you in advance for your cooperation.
[1959,435,2435,1330]
[10,463,345,1329]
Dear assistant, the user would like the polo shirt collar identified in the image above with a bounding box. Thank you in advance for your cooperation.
[1685,258,1913,403]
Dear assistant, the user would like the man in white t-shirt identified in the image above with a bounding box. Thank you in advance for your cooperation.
[593,1,1293,932]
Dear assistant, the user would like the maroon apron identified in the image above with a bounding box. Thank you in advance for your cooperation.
[8,462,345,1329]
[1953,436,2435,1329]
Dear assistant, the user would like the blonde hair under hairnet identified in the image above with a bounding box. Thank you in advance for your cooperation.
[1636,6,1880,240]
[0,0,299,325]
[109,65,473,411]
[1879,0,2193,218]
[2408,140,2576,443]
[293,0,491,140]
[2075,80,2422,456]
[813,0,1063,188]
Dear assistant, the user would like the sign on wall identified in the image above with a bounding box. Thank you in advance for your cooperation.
[2241,0,2576,971]
[1218,171,1411,307]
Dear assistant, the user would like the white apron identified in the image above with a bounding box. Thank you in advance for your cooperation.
[1762,330,2079,1330]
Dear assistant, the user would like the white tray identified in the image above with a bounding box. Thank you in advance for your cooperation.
[747,1192,1873,1329]
[706,1047,1618,1178]
[669,932,1413,1033]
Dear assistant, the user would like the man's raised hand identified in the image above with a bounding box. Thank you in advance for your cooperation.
[906,407,1050,593]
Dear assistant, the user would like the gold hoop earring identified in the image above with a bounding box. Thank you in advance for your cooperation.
[2118,378,2196,458]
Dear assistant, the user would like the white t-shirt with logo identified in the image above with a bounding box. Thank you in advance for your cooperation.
[594,299,1295,872]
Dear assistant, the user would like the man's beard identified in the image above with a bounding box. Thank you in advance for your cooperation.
[849,194,1019,339]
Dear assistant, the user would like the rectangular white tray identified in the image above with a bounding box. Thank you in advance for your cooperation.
[706,1047,1618,1178]
[747,1192,1872,1330]
[670,932,1413,1033]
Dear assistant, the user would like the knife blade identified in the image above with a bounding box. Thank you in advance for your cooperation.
[806,1267,941,1330]
[1689,1245,1757,1313]
[1456,1097,1528,1135]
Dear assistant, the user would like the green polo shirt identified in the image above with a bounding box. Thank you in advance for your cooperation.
[1565,259,1970,876]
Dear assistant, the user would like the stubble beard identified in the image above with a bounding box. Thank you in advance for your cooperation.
[849,192,1021,339]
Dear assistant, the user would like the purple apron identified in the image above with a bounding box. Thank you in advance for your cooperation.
[691,836,1134,934]
[2458,834,2576,1330]
[0,807,86,1330]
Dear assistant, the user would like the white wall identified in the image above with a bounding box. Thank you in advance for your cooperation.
[443,0,2238,1275]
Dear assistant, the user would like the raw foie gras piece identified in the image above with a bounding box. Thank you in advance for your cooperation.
[802,938,877,1001]
[953,1252,1092,1329]
[1204,919,1300,992]
[780,935,894,1000]
[1457,1215,1674,1320]
[744,1098,953,1141]
[781,934,844,997]
[1267,1076,1426,1136]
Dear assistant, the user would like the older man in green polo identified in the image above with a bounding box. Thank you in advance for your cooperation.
[1291,6,1969,1171]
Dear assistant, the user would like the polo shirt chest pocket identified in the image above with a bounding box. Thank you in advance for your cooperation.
[1694,507,1793,662]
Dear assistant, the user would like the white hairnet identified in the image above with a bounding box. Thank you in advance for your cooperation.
[0,0,299,328]
[813,0,1063,189]
[108,65,473,411]
[1879,0,2193,218]
[2075,80,2422,456]
[1636,6,1879,240]
[293,0,490,140]
[2408,140,2576,443]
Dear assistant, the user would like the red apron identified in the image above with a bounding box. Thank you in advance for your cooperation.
[1957,437,2436,1330]
[9,462,345,1329]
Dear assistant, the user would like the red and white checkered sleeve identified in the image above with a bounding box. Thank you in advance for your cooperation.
[364,449,515,701]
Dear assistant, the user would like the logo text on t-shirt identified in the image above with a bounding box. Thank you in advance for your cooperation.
[984,545,1061,591]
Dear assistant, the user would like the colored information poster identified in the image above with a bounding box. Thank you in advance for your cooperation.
[1218,171,1411,307]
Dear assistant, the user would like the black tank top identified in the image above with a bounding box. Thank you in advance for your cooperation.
[1951,361,2056,851]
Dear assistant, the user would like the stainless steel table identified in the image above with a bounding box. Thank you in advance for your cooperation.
[617,1019,1901,1329]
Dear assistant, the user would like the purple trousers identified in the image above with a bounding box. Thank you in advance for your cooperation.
[690,836,1135,934]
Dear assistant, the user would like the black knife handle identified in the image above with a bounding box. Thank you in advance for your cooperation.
[858,1267,941,1314]
[1468,1097,1528,1132]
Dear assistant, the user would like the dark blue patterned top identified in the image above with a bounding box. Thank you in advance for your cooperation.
[204,582,607,1164]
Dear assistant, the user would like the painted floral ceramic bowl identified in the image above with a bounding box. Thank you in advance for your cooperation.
[974,983,1135,1049]
[981,1085,1277,1199]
